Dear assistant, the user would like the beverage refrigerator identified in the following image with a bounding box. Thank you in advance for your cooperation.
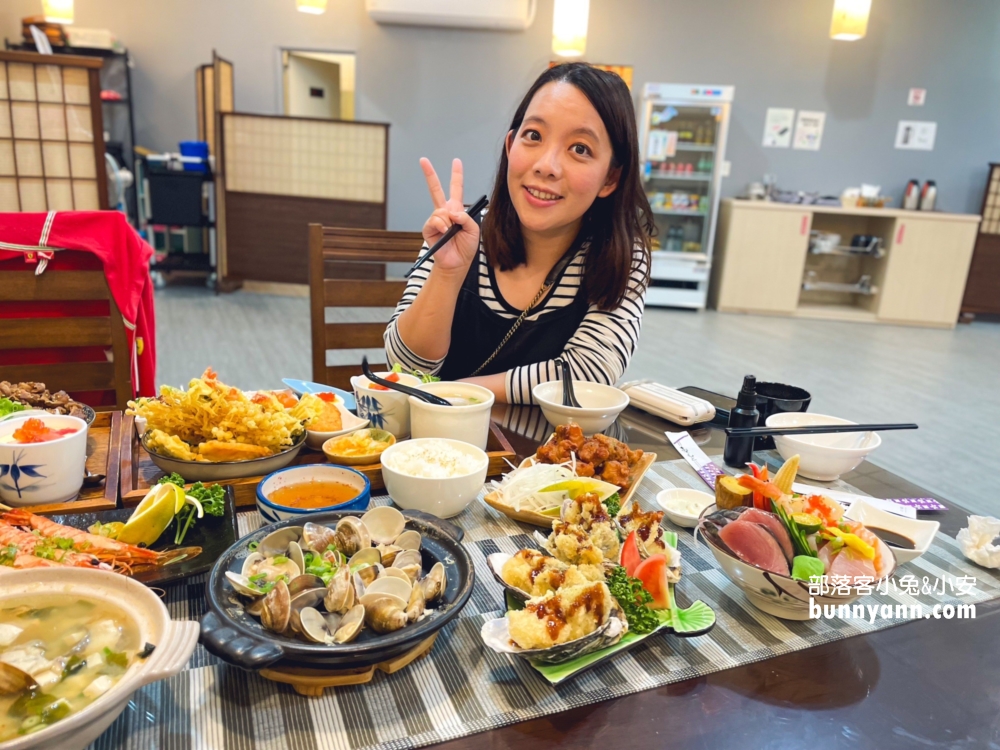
[639,83,734,309]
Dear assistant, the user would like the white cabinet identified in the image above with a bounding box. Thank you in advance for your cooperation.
[711,200,981,329]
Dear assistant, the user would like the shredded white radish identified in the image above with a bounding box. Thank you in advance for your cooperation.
[489,461,577,512]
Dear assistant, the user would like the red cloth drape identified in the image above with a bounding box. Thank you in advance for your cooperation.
[0,211,157,398]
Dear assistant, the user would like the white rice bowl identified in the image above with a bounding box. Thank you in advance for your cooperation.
[379,438,489,518]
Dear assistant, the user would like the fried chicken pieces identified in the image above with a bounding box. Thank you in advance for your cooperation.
[535,425,643,489]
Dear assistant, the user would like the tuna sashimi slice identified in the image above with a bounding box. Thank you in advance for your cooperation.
[827,546,876,584]
[737,508,795,563]
[719,520,790,576]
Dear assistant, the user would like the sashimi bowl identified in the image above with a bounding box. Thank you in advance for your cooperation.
[697,505,896,620]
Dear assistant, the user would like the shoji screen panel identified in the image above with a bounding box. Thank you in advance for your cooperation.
[218,113,388,286]
[0,51,107,213]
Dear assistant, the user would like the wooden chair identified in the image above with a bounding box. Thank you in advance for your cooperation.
[0,254,133,410]
[309,225,424,390]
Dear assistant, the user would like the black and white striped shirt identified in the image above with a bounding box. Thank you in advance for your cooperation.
[384,244,648,404]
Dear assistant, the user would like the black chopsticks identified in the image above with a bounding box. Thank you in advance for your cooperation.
[360,356,452,407]
[725,423,918,438]
[405,195,489,278]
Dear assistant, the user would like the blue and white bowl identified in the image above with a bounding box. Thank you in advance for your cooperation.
[256,465,371,523]
[0,414,88,505]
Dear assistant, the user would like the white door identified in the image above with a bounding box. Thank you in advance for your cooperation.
[285,55,341,119]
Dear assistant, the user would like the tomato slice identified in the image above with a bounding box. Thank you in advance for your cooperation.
[633,554,671,610]
[620,530,643,577]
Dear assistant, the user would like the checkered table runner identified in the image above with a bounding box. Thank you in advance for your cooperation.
[88,458,1000,750]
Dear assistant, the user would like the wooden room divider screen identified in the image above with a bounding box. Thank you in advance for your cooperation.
[216,112,389,288]
[0,49,108,212]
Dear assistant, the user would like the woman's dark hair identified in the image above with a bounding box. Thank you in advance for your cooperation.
[480,62,654,310]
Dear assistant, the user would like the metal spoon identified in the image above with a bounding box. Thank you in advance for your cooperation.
[360,357,452,407]
[556,358,582,408]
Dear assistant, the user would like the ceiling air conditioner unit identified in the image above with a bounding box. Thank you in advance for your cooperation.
[365,0,537,31]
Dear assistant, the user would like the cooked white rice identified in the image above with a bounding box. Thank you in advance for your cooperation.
[383,439,482,478]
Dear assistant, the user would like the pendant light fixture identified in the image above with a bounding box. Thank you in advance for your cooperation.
[552,0,590,58]
[296,0,328,15]
[41,0,74,24]
[830,0,871,41]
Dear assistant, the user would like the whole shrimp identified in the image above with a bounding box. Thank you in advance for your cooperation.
[1,509,158,565]
[0,518,102,568]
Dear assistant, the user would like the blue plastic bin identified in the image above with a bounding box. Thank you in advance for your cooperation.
[179,140,209,172]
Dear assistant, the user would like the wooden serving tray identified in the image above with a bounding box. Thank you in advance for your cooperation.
[18,411,122,516]
[482,451,657,527]
[121,417,517,508]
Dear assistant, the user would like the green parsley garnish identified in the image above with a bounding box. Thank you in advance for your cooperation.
[157,474,226,545]
[602,492,621,518]
[606,565,659,635]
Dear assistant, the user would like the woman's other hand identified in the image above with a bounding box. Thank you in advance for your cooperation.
[420,157,480,272]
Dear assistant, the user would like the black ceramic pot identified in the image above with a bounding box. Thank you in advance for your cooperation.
[754,382,811,451]
[200,509,475,671]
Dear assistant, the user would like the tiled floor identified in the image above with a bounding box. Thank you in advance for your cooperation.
[154,286,1000,517]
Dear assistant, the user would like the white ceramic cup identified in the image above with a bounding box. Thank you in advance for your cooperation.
[350,372,421,439]
[409,382,495,450]
[0,414,88,505]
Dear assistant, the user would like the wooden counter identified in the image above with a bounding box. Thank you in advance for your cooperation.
[709,199,981,328]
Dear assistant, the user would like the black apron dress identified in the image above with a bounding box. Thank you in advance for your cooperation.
[439,249,589,380]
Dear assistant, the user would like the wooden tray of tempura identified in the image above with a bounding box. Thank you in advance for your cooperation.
[120,416,517,508]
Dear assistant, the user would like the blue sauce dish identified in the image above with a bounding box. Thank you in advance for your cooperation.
[256,464,371,523]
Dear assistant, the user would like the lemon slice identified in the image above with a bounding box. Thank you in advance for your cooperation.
[539,478,619,501]
[117,483,182,546]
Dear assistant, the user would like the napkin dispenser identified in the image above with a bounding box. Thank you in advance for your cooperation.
[618,381,716,426]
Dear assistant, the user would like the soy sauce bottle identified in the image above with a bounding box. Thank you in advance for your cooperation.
[723,375,759,468]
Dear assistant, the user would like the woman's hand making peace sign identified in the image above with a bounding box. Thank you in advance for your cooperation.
[419,157,481,273]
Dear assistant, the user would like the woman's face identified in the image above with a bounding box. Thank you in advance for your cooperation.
[505,81,619,237]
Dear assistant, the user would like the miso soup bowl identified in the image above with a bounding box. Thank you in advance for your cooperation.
[0,567,199,750]
[0,414,88,506]
[409,382,495,451]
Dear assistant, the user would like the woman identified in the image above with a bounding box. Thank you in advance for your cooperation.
[384,63,653,404]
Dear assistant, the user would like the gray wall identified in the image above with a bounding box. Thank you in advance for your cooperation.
[3,0,998,225]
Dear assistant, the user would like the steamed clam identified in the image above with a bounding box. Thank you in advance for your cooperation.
[324,565,355,614]
[260,579,291,634]
[224,506,444,647]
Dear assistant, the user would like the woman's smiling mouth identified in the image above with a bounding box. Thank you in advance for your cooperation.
[523,185,563,206]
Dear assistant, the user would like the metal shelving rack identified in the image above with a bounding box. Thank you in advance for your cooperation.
[5,39,137,223]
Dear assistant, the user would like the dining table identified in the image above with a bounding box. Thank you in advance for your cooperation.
[89,400,1000,750]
